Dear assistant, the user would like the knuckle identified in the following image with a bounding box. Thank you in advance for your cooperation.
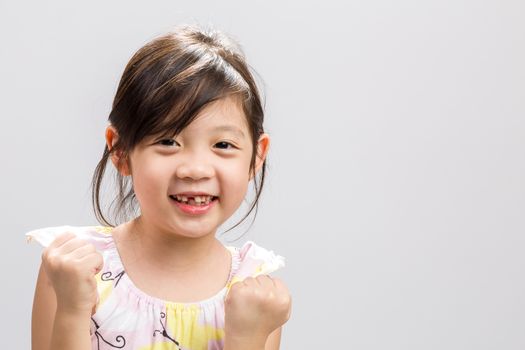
[44,251,59,266]
[229,282,252,299]
[58,257,72,271]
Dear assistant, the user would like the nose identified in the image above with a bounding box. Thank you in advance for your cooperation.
[175,154,215,181]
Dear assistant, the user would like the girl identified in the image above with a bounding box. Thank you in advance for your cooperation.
[27,24,291,350]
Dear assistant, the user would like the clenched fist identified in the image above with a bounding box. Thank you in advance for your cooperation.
[224,275,292,344]
[41,232,103,316]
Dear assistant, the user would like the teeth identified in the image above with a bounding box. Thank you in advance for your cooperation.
[175,195,188,202]
[173,195,214,205]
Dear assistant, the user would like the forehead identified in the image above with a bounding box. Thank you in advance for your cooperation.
[187,96,249,134]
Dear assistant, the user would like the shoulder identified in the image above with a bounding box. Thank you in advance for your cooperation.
[25,225,114,250]
[227,241,285,283]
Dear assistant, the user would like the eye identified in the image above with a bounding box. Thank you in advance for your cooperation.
[214,141,236,150]
[158,139,180,147]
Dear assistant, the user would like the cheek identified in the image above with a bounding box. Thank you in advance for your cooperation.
[219,161,251,196]
[131,159,167,196]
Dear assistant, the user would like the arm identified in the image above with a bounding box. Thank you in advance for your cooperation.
[224,327,282,350]
[265,327,282,350]
[32,263,56,350]
[49,308,92,350]
[32,262,93,350]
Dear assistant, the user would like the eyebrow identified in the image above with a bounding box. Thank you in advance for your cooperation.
[212,125,246,138]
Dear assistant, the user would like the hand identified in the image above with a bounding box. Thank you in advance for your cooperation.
[224,275,292,344]
[41,232,103,316]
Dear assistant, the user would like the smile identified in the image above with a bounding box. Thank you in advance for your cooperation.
[169,195,218,206]
[169,194,219,215]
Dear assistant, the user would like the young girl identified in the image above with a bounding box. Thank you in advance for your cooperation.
[27,24,291,350]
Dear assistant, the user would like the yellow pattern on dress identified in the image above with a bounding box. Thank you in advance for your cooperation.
[95,272,114,309]
[93,226,115,308]
[137,303,225,350]
[94,225,114,235]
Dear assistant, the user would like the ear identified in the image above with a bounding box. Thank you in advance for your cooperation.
[250,133,270,180]
[105,125,131,176]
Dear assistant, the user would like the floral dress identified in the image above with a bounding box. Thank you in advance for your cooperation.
[26,225,285,350]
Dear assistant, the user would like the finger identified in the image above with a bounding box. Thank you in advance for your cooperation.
[55,237,89,255]
[47,232,77,250]
[77,252,104,275]
[242,276,256,286]
[269,276,286,289]
[255,274,275,289]
[66,244,97,260]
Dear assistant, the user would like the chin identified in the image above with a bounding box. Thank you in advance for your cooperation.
[169,221,219,239]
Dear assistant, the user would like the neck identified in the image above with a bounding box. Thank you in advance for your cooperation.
[120,215,223,274]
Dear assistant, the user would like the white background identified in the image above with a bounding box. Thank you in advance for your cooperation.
[1,0,524,348]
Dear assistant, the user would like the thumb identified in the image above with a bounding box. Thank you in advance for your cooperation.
[93,263,103,275]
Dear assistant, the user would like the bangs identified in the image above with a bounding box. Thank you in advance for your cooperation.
[150,66,249,140]
[112,38,251,148]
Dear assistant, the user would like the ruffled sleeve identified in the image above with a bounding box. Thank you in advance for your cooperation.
[25,225,114,251]
[228,241,285,284]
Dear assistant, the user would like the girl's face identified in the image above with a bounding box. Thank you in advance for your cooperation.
[107,96,269,239]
